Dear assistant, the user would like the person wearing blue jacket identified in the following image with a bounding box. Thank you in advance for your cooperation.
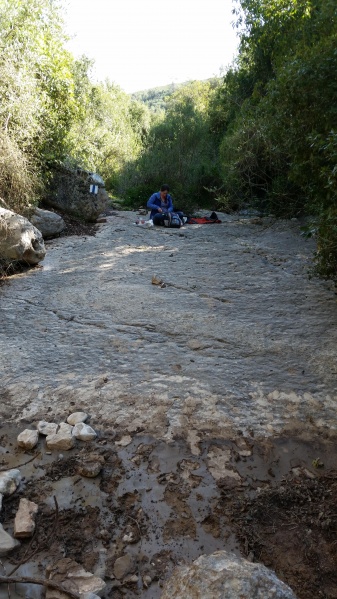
[147,184,174,225]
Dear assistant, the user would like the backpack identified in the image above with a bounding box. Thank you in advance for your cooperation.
[164,212,182,228]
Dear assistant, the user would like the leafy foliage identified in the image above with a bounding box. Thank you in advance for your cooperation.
[131,83,183,112]
[0,0,76,210]
[66,78,149,189]
[216,0,337,278]
[120,81,222,212]
[0,0,151,212]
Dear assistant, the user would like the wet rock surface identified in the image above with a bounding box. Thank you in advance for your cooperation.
[0,210,337,598]
[1,211,336,439]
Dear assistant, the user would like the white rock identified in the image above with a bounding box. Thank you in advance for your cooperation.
[37,421,59,436]
[72,422,96,441]
[46,431,75,451]
[67,412,88,425]
[14,498,38,538]
[0,523,20,556]
[160,550,297,599]
[0,207,46,265]
[115,435,132,447]
[29,207,65,238]
[0,469,21,496]
[46,558,106,599]
[17,429,39,450]
[58,422,73,433]
[143,575,152,588]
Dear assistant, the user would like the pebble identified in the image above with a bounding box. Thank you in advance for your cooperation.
[115,435,132,447]
[0,523,20,556]
[151,274,163,285]
[0,469,22,496]
[14,498,38,538]
[143,575,152,588]
[125,574,138,583]
[77,453,105,478]
[113,554,134,579]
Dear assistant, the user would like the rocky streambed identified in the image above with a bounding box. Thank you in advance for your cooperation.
[0,210,337,598]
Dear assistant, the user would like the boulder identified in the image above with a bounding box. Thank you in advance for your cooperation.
[44,166,109,223]
[160,551,297,599]
[29,207,65,238]
[0,207,46,265]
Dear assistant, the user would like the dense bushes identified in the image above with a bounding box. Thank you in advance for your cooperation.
[0,0,150,214]
[215,0,337,278]
[0,0,75,211]
[119,81,222,212]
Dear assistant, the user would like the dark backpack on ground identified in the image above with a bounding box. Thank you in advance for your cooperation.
[164,212,182,228]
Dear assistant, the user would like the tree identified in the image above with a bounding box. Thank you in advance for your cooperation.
[0,0,76,210]
[217,0,337,276]
[120,81,221,210]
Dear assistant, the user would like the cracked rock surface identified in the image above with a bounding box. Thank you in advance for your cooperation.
[0,210,336,442]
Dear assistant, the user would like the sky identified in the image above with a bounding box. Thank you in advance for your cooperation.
[62,0,239,94]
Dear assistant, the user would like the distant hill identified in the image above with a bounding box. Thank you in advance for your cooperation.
[131,82,185,111]
[131,78,221,111]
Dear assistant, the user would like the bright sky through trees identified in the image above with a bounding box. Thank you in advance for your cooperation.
[63,0,239,93]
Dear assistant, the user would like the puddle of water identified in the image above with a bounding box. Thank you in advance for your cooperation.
[1,425,337,598]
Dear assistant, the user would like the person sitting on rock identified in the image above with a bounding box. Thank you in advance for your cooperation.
[147,184,184,226]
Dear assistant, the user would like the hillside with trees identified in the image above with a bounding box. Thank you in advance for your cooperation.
[0,0,336,281]
[131,83,183,112]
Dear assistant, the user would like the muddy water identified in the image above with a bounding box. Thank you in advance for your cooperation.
[1,423,337,598]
